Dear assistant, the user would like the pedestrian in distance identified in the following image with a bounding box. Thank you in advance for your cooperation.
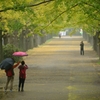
[80,41,84,55]
[18,61,28,92]
[5,59,20,92]
[59,33,61,38]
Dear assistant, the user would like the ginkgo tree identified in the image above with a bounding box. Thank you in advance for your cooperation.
[0,0,100,61]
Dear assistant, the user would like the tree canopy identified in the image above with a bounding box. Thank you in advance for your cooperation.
[0,0,100,35]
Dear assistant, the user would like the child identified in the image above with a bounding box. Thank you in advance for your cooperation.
[18,61,28,92]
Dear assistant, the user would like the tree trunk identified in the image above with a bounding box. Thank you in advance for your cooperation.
[3,34,8,45]
[0,30,3,62]
[34,34,39,47]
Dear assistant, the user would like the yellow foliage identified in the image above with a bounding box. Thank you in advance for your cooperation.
[0,0,99,35]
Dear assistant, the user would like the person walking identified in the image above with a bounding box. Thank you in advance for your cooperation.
[80,41,84,55]
[5,61,20,92]
[59,33,61,38]
[18,61,28,92]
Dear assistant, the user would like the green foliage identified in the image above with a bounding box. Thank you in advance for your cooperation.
[3,44,22,62]
[7,19,23,32]
[0,0,100,37]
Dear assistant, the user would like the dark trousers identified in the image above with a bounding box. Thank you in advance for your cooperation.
[18,77,25,91]
[80,49,84,55]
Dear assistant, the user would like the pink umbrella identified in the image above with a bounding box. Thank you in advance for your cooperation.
[12,51,28,57]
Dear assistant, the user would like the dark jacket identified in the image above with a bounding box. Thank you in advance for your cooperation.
[80,42,84,50]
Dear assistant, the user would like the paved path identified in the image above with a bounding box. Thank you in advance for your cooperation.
[0,36,100,100]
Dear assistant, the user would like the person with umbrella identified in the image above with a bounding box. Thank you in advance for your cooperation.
[4,58,20,92]
[12,51,28,92]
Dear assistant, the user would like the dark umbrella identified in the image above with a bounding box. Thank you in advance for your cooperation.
[0,58,15,70]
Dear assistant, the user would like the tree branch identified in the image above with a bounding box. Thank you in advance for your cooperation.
[0,0,54,12]
[26,0,54,8]
[42,3,79,29]
[82,1,100,12]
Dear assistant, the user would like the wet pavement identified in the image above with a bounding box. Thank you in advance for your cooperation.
[0,36,100,100]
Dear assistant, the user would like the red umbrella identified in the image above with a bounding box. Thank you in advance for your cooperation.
[12,51,28,57]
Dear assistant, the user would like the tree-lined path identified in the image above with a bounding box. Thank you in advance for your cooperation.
[1,35,100,100]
